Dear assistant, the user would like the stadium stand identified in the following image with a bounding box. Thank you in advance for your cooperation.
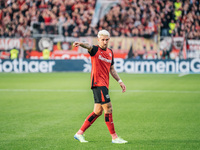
[0,0,199,39]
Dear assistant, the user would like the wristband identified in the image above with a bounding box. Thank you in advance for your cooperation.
[118,79,122,83]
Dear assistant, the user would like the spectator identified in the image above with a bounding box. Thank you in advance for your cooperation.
[160,13,169,36]
[161,48,170,59]
[169,20,176,35]
[42,46,50,59]
[10,47,19,59]
[133,51,141,59]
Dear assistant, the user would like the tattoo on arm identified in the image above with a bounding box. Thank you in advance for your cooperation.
[110,66,120,82]
[80,43,93,52]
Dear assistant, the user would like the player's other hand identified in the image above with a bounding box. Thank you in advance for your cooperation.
[73,42,81,47]
[120,82,126,93]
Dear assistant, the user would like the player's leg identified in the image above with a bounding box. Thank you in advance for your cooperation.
[101,86,128,144]
[74,104,102,142]
[102,102,117,139]
[74,87,103,142]
[76,104,102,134]
[100,86,117,139]
[102,102,128,143]
[94,103,103,116]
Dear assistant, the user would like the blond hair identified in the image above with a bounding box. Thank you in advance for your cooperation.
[97,30,110,38]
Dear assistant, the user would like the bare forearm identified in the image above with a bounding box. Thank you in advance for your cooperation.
[110,65,126,92]
[73,42,93,52]
[110,67,120,82]
[80,43,92,51]
[110,65,126,93]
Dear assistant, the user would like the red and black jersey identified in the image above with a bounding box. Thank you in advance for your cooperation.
[89,45,114,89]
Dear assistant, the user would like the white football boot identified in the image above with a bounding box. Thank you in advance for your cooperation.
[74,134,88,143]
[112,137,128,144]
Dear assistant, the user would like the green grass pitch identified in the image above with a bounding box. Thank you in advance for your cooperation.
[0,73,200,150]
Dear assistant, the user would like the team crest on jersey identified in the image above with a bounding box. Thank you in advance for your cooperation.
[109,53,112,57]
[106,94,110,99]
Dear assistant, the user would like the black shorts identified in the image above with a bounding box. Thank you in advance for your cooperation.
[92,86,110,104]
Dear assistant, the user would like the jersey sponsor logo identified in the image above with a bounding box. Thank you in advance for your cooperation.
[98,55,112,63]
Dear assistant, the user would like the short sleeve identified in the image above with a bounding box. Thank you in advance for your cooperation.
[89,45,98,56]
[111,50,114,66]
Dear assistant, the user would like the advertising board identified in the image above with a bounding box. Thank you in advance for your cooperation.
[0,59,199,73]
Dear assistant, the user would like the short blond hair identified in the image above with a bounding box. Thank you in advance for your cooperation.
[97,30,110,38]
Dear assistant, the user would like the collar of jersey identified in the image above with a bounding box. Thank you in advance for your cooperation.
[98,45,107,51]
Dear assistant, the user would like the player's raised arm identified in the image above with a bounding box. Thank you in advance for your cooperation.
[110,65,126,93]
[73,42,93,53]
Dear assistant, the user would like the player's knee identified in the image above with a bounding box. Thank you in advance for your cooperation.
[94,110,103,116]
[104,106,112,114]
[107,107,112,113]
[107,104,112,113]
[96,111,102,116]
[95,111,102,116]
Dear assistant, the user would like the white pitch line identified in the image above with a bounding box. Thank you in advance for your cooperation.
[124,90,200,93]
[0,89,89,92]
[0,89,200,93]
[178,73,189,77]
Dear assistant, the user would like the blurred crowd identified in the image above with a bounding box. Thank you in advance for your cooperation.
[0,0,200,39]
[0,0,96,37]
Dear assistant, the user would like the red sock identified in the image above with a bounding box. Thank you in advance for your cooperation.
[77,112,99,134]
[105,113,118,139]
